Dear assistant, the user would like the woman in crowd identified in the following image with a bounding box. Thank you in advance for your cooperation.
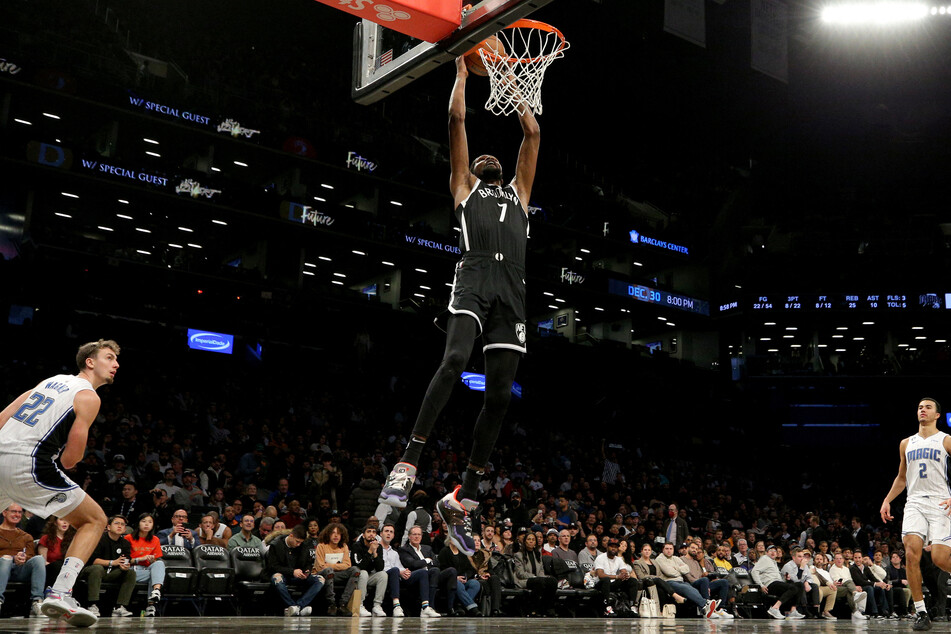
[437,536,482,616]
[500,527,516,555]
[38,516,75,586]
[314,524,362,616]
[513,532,557,617]
[305,519,320,545]
[125,513,165,617]
[470,535,502,616]
[631,543,686,607]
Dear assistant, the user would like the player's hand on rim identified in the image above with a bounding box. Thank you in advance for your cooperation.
[455,56,468,78]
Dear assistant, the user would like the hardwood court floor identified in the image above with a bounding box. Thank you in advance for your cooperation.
[0,616,934,633]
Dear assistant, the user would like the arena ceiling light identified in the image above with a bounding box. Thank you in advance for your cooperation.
[211,219,227,226]
[304,262,317,268]
[42,112,61,119]
[303,270,315,276]
[320,183,334,190]
[118,199,129,204]
[580,248,590,253]
[146,151,160,158]
[381,261,395,266]
[54,212,72,218]
[169,243,183,248]
[13,118,31,125]
[820,2,929,25]
[548,304,558,309]
[352,250,367,255]
[187,243,202,249]
[318,256,332,261]
[233,160,248,167]
[116,213,133,220]
[415,268,428,273]
[211,167,221,172]
[178,226,194,232]
[143,138,159,145]
[313,196,326,202]
[633,261,643,267]
[97,225,114,232]
[135,227,151,234]
[332,280,344,286]
[543,291,554,296]
[61,192,79,199]
[391,200,403,206]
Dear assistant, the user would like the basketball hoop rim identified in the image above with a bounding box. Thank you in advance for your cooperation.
[479,19,568,66]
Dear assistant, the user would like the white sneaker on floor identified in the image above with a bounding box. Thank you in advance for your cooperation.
[30,600,44,617]
[112,606,133,617]
[40,589,98,628]
[787,610,806,620]
[420,606,441,618]
[372,605,387,617]
[284,605,300,617]
[359,605,372,617]
[716,609,734,619]
[852,610,868,620]
[145,605,156,617]
[767,607,785,620]
[822,611,837,620]
[392,605,405,617]
[299,606,312,616]
[87,604,100,618]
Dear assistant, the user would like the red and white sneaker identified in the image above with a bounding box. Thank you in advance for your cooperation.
[40,588,98,628]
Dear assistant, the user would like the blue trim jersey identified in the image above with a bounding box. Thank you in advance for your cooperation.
[905,431,951,501]
[0,374,93,491]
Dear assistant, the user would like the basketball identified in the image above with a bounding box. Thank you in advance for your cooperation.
[464,34,505,77]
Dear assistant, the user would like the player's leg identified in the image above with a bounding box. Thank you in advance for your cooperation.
[438,348,519,555]
[905,533,925,601]
[380,315,478,508]
[40,495,106,627]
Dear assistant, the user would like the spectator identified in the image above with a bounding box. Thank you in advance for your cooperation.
[470,535,502,616]
[809,551,844,620]
[852,551,889,618]
[731,538,750,569]
[351,524,389,617]
[869,552,899,617]
[266,478,294,511]
[401,491,432,547]
[228,515,264,552]
[632,543,687,607]
[239,483,260,512]
[197,513,231,548]
[437,537,482,616]
[236,445,266,484]
[207,488,228,517]
[379,523,440,618]
[0,504,45,616]
[348,468,382,533]
[154,468,182,499]
[157,509,198,549]
[151,489,174,529]
[174,470,206,511]
[112,482,152,519]
[829,551,868,619]
[654,541,713,617]
[888,552,911,616]
[79,515,136,618]
[512,532,557,616]
[38,516,75,588]
[505,491,530,528]
[595,537,640,617]
[554,496,578,530]
[280,500,306,530]
[308,454,343,512]
[551,529,578,563]
[579,534,601,571]
[199,454,230,494]
[662,504,689,547]
[779,546,814,617]
[314,523,362,616]
[399,525,455,615]
[849,517,871,556]
[751,544,807,620]
[256,517,276,542]
[266,524,325,616]
[105,454,135,490]
[125,513,164,617]
[542,528,559,555]
[684,541,733,618]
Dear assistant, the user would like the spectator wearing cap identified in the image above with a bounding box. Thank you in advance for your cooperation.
[504,490,530,528]
[595,537,640,616]
[620,512,639,537]
[105,454,135,490]
[401,491,432,547]
[551,529,579,563]
[542,528,559,555]
[752,544,808,619]
[174,470,206,511]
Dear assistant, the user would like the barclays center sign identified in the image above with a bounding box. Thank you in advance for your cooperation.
[629,230,689,256]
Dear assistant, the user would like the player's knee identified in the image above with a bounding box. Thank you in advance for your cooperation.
[441,350,467,376]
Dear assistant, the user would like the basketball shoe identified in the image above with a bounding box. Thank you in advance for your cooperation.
[40,588,98,628]
[379,462,416,508]
[436,485,478,555]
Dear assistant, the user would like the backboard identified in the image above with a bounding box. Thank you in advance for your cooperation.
[351,0,556,105]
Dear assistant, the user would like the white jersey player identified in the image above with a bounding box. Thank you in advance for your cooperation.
[881,397,951,631]
[0,340,119,627]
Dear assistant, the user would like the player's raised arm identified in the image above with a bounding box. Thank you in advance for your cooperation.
[881,437,909,522]
[512,101,539,214]
[0,390,33,432]
[449,57,475,206]
[60,390,101,470]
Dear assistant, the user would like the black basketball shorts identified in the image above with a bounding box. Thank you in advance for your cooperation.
[441,254,527,354]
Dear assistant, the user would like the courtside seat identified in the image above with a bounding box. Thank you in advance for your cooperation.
[159,545,200,615]
[230,546,270,615]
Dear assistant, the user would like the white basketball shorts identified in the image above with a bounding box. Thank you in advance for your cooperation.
[903,497,951,546]
[0,453,86,519]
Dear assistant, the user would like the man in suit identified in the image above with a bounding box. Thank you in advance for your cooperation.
[398,525,456,615]
[157,508,198,548]
[662,503,689,548]
[850,517,871,556]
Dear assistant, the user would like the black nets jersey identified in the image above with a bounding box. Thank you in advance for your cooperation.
[455,179,529,267]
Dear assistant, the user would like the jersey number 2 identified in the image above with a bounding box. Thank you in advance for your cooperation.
[12,392,54,427]
[919,463,928,479]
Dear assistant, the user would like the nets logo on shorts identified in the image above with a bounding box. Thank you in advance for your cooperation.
[515,323,526,344]
[45,492,67,507]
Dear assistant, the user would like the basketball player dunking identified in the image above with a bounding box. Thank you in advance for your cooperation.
[378,56,539,554]
[881,398,951,631]
[0,340,119,627]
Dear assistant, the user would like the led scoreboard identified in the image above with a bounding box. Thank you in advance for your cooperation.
[607,280,710,316]
[745,293,944,312]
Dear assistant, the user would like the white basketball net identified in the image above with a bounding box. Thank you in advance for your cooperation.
[479,22,569,117]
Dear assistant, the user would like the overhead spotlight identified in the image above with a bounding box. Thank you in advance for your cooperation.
[821,2,929,25]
